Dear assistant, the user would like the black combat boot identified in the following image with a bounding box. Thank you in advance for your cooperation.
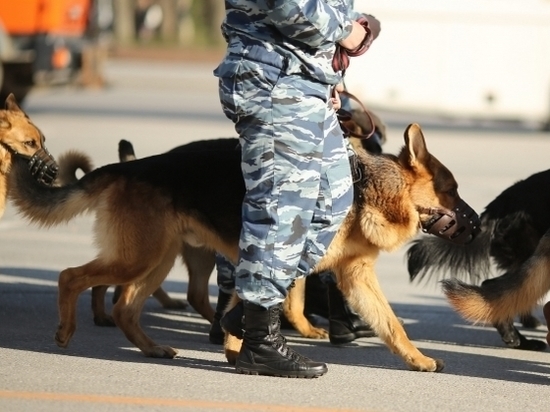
[235,302,328,378]
[328,282,376,345]
[209,290,233,344]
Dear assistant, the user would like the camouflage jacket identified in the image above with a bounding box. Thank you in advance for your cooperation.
[217,0,364,85]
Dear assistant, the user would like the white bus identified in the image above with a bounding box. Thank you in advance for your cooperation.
[346,0,550,128]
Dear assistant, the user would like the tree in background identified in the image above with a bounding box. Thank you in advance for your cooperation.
[112,0,224,48]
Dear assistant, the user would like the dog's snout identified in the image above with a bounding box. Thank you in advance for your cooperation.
[28,147,59,186]
[422,199,481,245]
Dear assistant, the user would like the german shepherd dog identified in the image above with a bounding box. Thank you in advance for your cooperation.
[406,169,550,350]
[0,94,58,216]
[85,107,388,336]
[8,123,477,372]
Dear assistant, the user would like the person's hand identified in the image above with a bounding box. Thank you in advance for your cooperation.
[333,15,380,72]
[330,83,345,110]
[339,20,368,51]
[363,14,381,40]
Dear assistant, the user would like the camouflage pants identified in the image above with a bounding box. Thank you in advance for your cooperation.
[216,58,353,307]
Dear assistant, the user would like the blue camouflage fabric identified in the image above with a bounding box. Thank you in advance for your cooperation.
[216,253,235,294]
[220,0,363,86]
[214,0,360,307]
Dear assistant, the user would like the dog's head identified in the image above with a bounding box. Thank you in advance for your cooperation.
[0,94,58,184]
[399,124,480,245]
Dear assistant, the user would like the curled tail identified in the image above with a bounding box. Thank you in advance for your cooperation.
[442,228,550,324]
[9,155,95,228]
[55,150,94,186]
[406,217,494,285]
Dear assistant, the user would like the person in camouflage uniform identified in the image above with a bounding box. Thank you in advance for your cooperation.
[214,0,380,378]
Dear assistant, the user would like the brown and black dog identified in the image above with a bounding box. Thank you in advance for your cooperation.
[0,94,59,217]
[8,123,476,372]
[406,169,550,351]
[82,107,388,337]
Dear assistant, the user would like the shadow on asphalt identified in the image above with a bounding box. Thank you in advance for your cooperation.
[1,266,549,385]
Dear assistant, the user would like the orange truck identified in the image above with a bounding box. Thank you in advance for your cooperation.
[0,0,94,103]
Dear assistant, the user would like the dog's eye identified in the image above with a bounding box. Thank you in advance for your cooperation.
[447,188,458,197]
[24,140,37,148]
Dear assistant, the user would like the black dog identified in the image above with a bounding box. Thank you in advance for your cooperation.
[406,169,550,351]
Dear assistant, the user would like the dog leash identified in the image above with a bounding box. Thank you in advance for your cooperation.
[335,90,376,140]
[332,16,373,75]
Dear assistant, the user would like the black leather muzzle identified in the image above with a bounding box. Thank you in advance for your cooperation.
[27,146,59,186]
[421,199,481,245]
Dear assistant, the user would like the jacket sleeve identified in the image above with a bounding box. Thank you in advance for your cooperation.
[267,0,354,48]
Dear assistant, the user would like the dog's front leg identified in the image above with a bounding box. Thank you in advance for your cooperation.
[223,292,243,365]
[283,277,328,339]
[337,262,445,372]
[56,266,88,348]
[91,285,116,326]
[182,246,216,323]
[113,282,178,358]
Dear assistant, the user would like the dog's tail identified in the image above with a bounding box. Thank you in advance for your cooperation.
[406,216,494,285]
[9,155,99,228]
[442,228,550,324]
[118,139,136,162]
[55,150,94,186]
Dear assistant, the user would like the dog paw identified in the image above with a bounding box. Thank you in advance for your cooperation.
[225,349,239,365]
[224,333,243,365]
[147,345,178,358]
[54,324,74,348]
[300,326,329,339]
[93,315,116,327]
[410,357,444,372]
[515,337,547,351]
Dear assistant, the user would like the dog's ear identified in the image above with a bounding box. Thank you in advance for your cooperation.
[5,93,19,110]
[403,123,429,166]
[4,93,26,117]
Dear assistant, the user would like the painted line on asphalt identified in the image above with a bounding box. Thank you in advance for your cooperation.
[0,390,365,412]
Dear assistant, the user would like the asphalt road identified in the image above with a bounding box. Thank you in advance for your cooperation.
[1,58,549,412]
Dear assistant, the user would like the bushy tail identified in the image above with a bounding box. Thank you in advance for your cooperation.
[9,155,96,228]
[55,150,94,186]
[406,217,494,285]
[442,229,550,324]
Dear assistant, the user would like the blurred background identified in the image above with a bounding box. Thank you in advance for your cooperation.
[0,0,549,130]
[0,0,225,104]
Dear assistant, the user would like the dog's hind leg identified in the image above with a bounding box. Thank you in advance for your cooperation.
[181,246,216,323]
[494,321,546,351]
[336,261,444,372]
[112,246,182,358]
[152,287,188,310]
[283,278,328,339]
[91,285,116,326]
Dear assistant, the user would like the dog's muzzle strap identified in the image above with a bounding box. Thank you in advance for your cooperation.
[27,147,59,186]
